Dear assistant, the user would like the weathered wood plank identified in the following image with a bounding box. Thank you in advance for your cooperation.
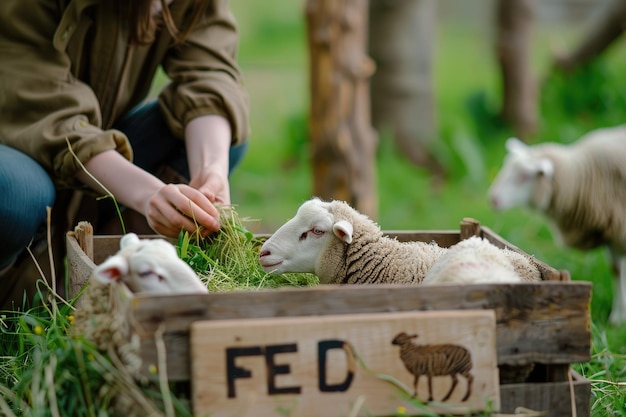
[130,282,591,381]
[66,231,96,300]
[499,370,590,417]
[191,310,499,417]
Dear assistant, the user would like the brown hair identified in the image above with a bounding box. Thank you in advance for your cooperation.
[120,0,209,45]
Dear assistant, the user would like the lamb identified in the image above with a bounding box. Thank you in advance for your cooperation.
[93,232,208,294]
[73,232,209,416]
[259,198,539,285]
[259,198,447,284]
[391,332,473,402]
[423,236,540,284]
[488,125,626,324]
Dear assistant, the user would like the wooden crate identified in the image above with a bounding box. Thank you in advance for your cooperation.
[66,219,592,416]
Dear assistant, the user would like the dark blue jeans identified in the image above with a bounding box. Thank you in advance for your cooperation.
[0,101,247,269]
[0,145,56,270]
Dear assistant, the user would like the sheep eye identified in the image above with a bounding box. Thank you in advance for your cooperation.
[312,228,324,236]
[138,270,164,281]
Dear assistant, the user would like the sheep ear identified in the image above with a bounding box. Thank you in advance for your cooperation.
[505,137,528,155]
[120,233,140,249]
[333,220,353,244]
[93,255,128,284]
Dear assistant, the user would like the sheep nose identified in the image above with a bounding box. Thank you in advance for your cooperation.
[259,249,270,258]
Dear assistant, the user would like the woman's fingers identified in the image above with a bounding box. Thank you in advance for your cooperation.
[147,184,221,237]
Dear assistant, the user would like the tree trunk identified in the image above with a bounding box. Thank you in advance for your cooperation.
[305,0,378,218]
[495,0,537,140]
[368,0,443,177]
[553,0,626,73]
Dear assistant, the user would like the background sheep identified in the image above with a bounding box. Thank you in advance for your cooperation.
[392,332,473,402]
[93,233,208,295]
[423,236,540,284]
[488,125,626,324]
[259,198,539,284]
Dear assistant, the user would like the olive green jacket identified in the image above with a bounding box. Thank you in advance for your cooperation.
[0,0,250,187]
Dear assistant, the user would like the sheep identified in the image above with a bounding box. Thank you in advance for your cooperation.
[488,125,626,324]
[93,232,208,294]
[424,236,539,284]
[259,198,540,285]
[259,198,448,284]
[391,332,473,402]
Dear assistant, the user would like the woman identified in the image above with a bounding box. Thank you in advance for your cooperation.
[0,0,250,308]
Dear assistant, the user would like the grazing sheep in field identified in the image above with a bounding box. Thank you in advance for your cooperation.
[392,332,473,402]
[424,236,540,284]
[488,125,626,324]
[93,233,208,294]
[259,198,540,284]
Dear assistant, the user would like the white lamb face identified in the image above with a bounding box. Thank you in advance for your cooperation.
[93,233,208,294]
[489,138,553,210]
[125,239,204,294]
[259,199,353,275]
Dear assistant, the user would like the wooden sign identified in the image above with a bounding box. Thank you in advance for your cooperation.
[190,310,498,417]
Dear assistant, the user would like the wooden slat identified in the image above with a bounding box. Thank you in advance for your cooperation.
[386,230,462,248]
[66,231,96,300]
[190,310,499,417]
[499,370,590,416]
[92,235,124,264]
[460,217,482,239]
[129,282,591,381]
[74,221,94,260]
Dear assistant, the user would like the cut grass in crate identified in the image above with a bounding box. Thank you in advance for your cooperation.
[176,205,318,292]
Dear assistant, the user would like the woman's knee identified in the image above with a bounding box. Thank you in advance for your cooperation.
[0,145,55,248]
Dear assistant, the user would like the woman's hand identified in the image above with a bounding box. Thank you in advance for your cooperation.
[78,150,222,239]
[78,113,234,239]
[189,169,230,206]
[145,183,221,238]
[148,114,234,237]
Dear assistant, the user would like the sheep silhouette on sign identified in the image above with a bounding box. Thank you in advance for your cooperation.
[392,332,473,402]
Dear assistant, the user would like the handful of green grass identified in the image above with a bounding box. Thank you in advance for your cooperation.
[176,205,319,292]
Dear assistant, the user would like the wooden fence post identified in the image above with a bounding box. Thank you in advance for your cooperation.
[305,0,378,218]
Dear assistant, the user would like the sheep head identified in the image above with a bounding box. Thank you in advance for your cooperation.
[93,233,208,295]
[259,198,353,280]
[488,137,554,211]
[392,332,418,346]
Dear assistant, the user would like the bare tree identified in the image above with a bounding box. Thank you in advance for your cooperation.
[368,0,443,177]
[553,0,626,73]
[495,0,538,139]
[305,0,378,218]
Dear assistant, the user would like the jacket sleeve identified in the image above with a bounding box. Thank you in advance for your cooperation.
[159,0,250,145]
[0,1,132,187]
